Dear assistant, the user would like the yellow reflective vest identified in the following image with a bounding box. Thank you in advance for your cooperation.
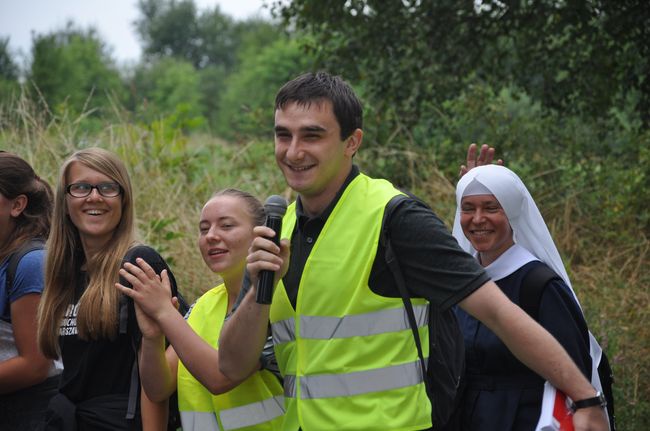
[178,284,285,430]
[270,174,431,430]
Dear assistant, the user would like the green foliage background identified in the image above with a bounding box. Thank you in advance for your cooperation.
[1,0,648,428]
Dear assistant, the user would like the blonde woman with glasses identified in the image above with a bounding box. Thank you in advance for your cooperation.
[37,147,179,430]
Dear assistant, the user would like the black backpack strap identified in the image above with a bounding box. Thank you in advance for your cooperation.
[121,284,140,421]
[519,264,561,321]
[381,194,431,398]
[119,247,144,421]
[126,351,139,420]
[4,239,46,296]
[598,350,617,431]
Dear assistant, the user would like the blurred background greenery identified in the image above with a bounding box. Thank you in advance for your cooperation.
[1,0,648,428]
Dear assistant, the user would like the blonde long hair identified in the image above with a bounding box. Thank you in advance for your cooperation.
[38,148,136,358]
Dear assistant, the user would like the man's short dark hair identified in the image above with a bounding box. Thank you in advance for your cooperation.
[275,72,363,140]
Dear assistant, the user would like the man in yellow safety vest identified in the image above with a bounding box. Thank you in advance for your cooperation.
[218,72,609,431]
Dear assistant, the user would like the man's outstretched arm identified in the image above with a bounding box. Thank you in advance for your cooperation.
[219,226,290,381]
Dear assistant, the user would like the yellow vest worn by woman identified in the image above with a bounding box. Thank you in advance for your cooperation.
[178,285,285,430]
[270,174,431,431]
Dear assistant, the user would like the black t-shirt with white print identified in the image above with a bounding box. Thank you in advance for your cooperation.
[57,245,174,405]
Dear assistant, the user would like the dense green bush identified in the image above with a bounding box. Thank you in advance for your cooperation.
[128,57,206,130]
[215,37,315,140]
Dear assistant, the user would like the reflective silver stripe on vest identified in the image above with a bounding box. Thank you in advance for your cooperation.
[271,305,428,344]
[219,395,285,430]
[301,305,428,339]
[283,359,424,399]
[284,374,297,398]
[180,410,221,431]
[272,317,295,345]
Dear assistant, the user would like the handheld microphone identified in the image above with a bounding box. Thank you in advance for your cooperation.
[256,195,288,304]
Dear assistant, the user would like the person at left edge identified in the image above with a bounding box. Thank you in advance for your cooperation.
[0,151,61,430]
[37,147,176,430]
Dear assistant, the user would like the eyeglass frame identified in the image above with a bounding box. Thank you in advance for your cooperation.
[65,182,123,198]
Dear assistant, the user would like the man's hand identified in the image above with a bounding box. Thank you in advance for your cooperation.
[219,226,289,382]
[247,225,290,291]
[459,143,504,178]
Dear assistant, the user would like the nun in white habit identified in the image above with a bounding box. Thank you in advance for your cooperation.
[451,164,611,431]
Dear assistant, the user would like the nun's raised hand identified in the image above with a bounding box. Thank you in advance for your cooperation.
[459,143,504,178]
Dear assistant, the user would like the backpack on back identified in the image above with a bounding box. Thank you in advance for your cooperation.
[520,264,616,431]
[119,246,190,431]
[381,195,465,430]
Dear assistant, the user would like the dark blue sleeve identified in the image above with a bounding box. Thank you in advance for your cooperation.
[537,279,592,378]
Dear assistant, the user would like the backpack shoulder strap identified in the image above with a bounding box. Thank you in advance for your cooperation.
[381,194,431,396]
[519,263,562,321]
[118,246,144,420]
[519,263,616,430]
[380,194,409,257]
[4,239,46,295]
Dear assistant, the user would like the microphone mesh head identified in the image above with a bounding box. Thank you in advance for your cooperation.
[264,195,288,217]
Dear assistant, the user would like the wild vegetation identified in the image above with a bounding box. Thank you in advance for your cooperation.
[1,0,648,428]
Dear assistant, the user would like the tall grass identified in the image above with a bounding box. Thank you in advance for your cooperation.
[0,96,285,298]
[1,95,648,429]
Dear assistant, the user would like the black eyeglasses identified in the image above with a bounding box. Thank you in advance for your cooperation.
[66,182,123,198]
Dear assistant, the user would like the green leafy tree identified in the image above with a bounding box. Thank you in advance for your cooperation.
[215,36,314,140]
[0,37,19,81]
[135,1,285,131]
[271,0,650,127]
[135,0,284,72]
[197,64,227,131]
[27,22,125,117]
[0,37,20,100]
[233,18,284,62]
[130,57,205,130]
[201,18,283,130]
[135,0,237,70]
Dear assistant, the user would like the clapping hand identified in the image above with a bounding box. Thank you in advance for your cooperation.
[115,258,177,339]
